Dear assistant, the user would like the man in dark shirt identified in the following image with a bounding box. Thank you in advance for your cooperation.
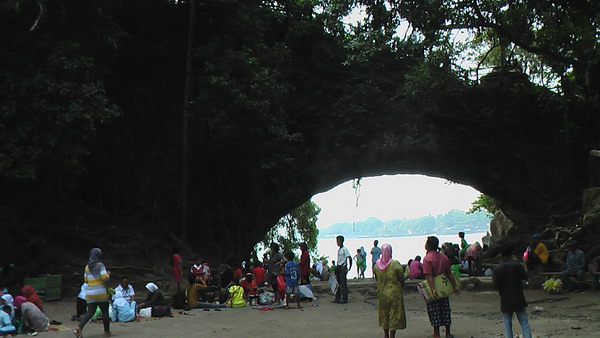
[560,240,585,292]
[493,244,532,338]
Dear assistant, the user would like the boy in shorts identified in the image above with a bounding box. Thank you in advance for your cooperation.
[283,252,302,309]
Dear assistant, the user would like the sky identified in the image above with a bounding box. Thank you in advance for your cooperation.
[311,174,481,229]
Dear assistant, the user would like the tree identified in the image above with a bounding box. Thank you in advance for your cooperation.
[0,0,121,184]
[256,200,321,259]
[468,193,498,215]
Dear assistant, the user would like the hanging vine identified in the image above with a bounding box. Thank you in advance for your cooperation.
[352,177,362,232]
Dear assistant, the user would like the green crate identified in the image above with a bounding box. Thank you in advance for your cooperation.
[23,275,62,301]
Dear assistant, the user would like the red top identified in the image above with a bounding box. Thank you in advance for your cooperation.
[21,285,43,311]
[191,264,203,276]
[408,260,424,279]
[172,253,182,281]
[299,251,310,276]
[253,267,266,285]
[240,277,258,295]
[422,250,450,277]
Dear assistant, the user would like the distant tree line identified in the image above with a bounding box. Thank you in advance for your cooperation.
[319,209,491,238]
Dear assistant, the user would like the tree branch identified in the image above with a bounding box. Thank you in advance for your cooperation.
[30,1,43,32]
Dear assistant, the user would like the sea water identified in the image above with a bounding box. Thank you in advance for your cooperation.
[316,232,487,279]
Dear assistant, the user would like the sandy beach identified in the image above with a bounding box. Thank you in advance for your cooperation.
[37,278,600,338]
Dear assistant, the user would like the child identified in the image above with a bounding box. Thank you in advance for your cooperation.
[283,252,301,309]
[240,273,258,306]
[252,261,267,286]
[226,278,246,308]
[0,305,16,336]
[191,256,204,277]
[353,249,366,278]
[72,283,87,321]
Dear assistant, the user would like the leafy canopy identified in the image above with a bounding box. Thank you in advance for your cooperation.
[255,200,321,259]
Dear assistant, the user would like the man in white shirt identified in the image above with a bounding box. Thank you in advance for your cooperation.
[333,235,352,304]
[113,278,135,304]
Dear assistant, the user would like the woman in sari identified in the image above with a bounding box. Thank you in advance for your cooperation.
[74,248,113,338]
[423,236,460,338]
[374,243,406,338]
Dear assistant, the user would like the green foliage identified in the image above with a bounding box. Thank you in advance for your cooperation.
[468,194,498,215]
[257,200,321,257]
[0,0,120,183]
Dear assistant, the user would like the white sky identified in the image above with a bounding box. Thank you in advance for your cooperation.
[312,174,481,228]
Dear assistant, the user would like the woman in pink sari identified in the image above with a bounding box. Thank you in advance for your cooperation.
[373,243,406,338]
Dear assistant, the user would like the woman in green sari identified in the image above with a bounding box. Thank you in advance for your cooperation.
[374,243,406,338]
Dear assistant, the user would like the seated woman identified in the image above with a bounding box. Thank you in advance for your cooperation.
[138,283,171,317]
[0,305,16,336]
[0,295,15,320]
[20,286,43,312]
[14,296,49,334]
[409,256,424,279]
[110,290,136,322]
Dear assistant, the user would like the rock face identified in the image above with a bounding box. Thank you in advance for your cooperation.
[489,210,515,240]
[175,73,590,262]
[2,73,596,278]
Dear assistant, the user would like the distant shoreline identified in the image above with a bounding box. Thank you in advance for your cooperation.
[318,231,487,239]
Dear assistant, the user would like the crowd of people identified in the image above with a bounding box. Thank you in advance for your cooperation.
[0,230,594,338]
[0,284,54,335]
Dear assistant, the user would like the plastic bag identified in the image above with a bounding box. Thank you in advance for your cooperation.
[138,307,152,318]
[276,275,286,299]
[258,291,274,305]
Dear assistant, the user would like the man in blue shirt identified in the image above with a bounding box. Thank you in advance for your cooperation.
[561,240,585,292]
[370,240,381,275]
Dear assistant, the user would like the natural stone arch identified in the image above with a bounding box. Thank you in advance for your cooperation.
[188,73,587,262]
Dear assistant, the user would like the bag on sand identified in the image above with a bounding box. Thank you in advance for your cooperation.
[258,290,274,305]
[138,307,152,318]
[151,305,172,317]
[417,273,461,303]
[328,273,338,295]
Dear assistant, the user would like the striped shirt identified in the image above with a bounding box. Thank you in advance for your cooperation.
[84,264,110,303]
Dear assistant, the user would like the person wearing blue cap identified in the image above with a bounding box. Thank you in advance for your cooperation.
[524,234,548,273]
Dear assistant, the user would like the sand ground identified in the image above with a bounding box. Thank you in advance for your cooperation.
[37,278,600,338]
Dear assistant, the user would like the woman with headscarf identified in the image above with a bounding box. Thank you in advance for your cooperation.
[74,248,113,338]
[110,290,136,322]
[14,295,49,333]
[138,282,171,317]
[374,243,406,338]
[0,294,15,319]
[20,285,43,312]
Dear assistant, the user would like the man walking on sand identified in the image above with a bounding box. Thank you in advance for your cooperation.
[371,240,381,276]
[493,244,532,338]
[333,235,352,304]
